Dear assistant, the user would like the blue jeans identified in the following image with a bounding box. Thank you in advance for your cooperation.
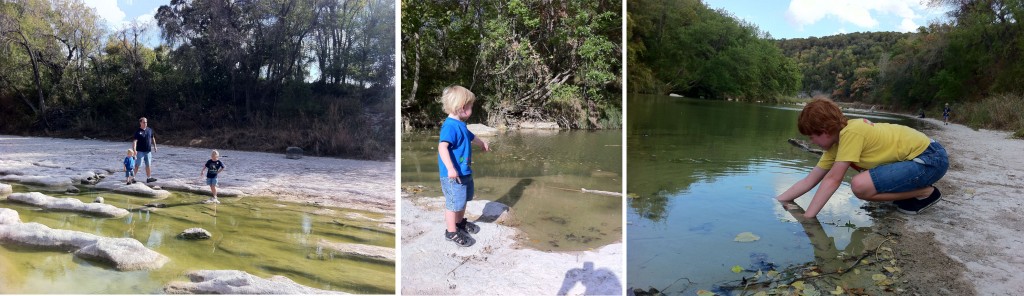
[206,177,218,186]
[869,141,949,193]
[440,175,474,211]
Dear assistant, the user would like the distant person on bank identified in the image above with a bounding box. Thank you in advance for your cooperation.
[943,103,952,125]
[777,98,949,218]
[438,85,490,247]
[132,117,158,183]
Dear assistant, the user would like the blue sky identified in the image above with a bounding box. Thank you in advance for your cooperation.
[703,0,952,39]
[82,0,163,44]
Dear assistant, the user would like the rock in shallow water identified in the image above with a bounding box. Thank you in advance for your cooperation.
[177,228,212,240]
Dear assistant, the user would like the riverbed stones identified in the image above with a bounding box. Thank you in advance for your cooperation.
[156,180,242,197]
[93,180,171,198]
[467,124,498,137]
[317,239,395,262]
[0,222,102,251]
[74,237,170,271]
[0,183,11,196]
[518,121,560,130]
[177,228,212,240]
[0,208,19,225]
[286,146,304,159]
[93,196,104,203]
[163,270,346,294]
[8,192,129,218]
[0,175,74,188]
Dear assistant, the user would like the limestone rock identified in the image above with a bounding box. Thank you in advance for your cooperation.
[93,180,171,198]
[93,196,104,203]
[518,121,560,130]
[177,228,212,240]
[0,208,20,225]
[0,183,11,196]
[8,192,129,218]
[467,124,498,137]
[164,270,346,294]
[0,175,74,188]
[317,239,395,262]
[0,222,101,251]
[74,237,170,271]
[286,147,304,159]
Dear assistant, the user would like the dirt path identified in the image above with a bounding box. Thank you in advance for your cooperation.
[401,196,623,295]
[894,118,1024,295]
[0,135,394,215]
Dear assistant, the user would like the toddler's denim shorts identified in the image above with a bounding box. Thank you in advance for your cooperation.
[206,177,218,186]
[869,140,949,193]
[440,175,474,211]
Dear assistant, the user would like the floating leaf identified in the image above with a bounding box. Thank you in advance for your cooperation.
[830,285,845,295]
[734,232,761,242]
[884,266,901,273]
[871,274,887,281]
[792,281,806,290]
[696,290,716,296]
[627,193,639,199]
[731,265,744,273]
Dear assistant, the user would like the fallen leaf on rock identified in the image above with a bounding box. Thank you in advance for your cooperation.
[734,232,761,242]
[872,274,887,281]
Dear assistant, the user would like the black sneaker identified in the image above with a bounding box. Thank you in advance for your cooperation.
[146,177,157,183]
[444,229,474,247]
[895,186,942,214]
[457,218,480,234]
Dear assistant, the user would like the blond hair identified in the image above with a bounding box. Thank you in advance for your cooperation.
[127,149,134,155]
[441,85,476,115]
[211,150,219,157]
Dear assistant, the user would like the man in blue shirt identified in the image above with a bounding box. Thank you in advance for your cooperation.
[132,117,158,183]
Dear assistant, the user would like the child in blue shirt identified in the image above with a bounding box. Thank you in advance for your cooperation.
[124,149,136,185]
[943,103,952,125]
[438,85,490,247]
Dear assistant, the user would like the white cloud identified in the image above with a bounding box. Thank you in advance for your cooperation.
[899,17,919,32]
[81,0,126,27]
[786,0,926,31]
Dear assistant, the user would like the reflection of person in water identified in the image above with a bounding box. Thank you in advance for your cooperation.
[556,261,622,295]
[780,201,869,272]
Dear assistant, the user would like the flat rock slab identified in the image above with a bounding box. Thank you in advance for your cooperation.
[7,192,130,218]
[317,239,395,262]
[74,237,170,271]
[0,175,74,188]
[0,183,11,196]
[0,208,20,225]
[155,180,242,197]
[93,180,171,198]
[164,270,346,294]
[0,217,167,271]
[467,124,498,137]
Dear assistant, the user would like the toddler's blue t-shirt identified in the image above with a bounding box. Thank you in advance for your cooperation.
[438,117,475,177]
[124,156,135,169]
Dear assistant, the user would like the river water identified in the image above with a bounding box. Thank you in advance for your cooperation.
[0,184,394,294]
[402,130,622,251]
[626,95,924,295]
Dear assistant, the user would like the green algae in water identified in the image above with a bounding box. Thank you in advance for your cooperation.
[0,184,394,294]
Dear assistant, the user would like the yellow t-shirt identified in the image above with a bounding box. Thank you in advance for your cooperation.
[816,118,931,171]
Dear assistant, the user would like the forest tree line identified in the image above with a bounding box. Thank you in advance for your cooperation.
[0,0,394,159]
[627,0,802,101]
[401,0,621,130]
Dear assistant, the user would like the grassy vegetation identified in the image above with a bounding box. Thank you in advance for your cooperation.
[955,94,1024,138]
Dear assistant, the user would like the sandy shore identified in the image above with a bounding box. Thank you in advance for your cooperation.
[401,196,623,295]
[0,135,394,216]
[895,118,1024,295]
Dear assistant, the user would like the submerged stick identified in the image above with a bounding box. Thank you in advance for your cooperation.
[788,138,823,155]
[548,186,622,197]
